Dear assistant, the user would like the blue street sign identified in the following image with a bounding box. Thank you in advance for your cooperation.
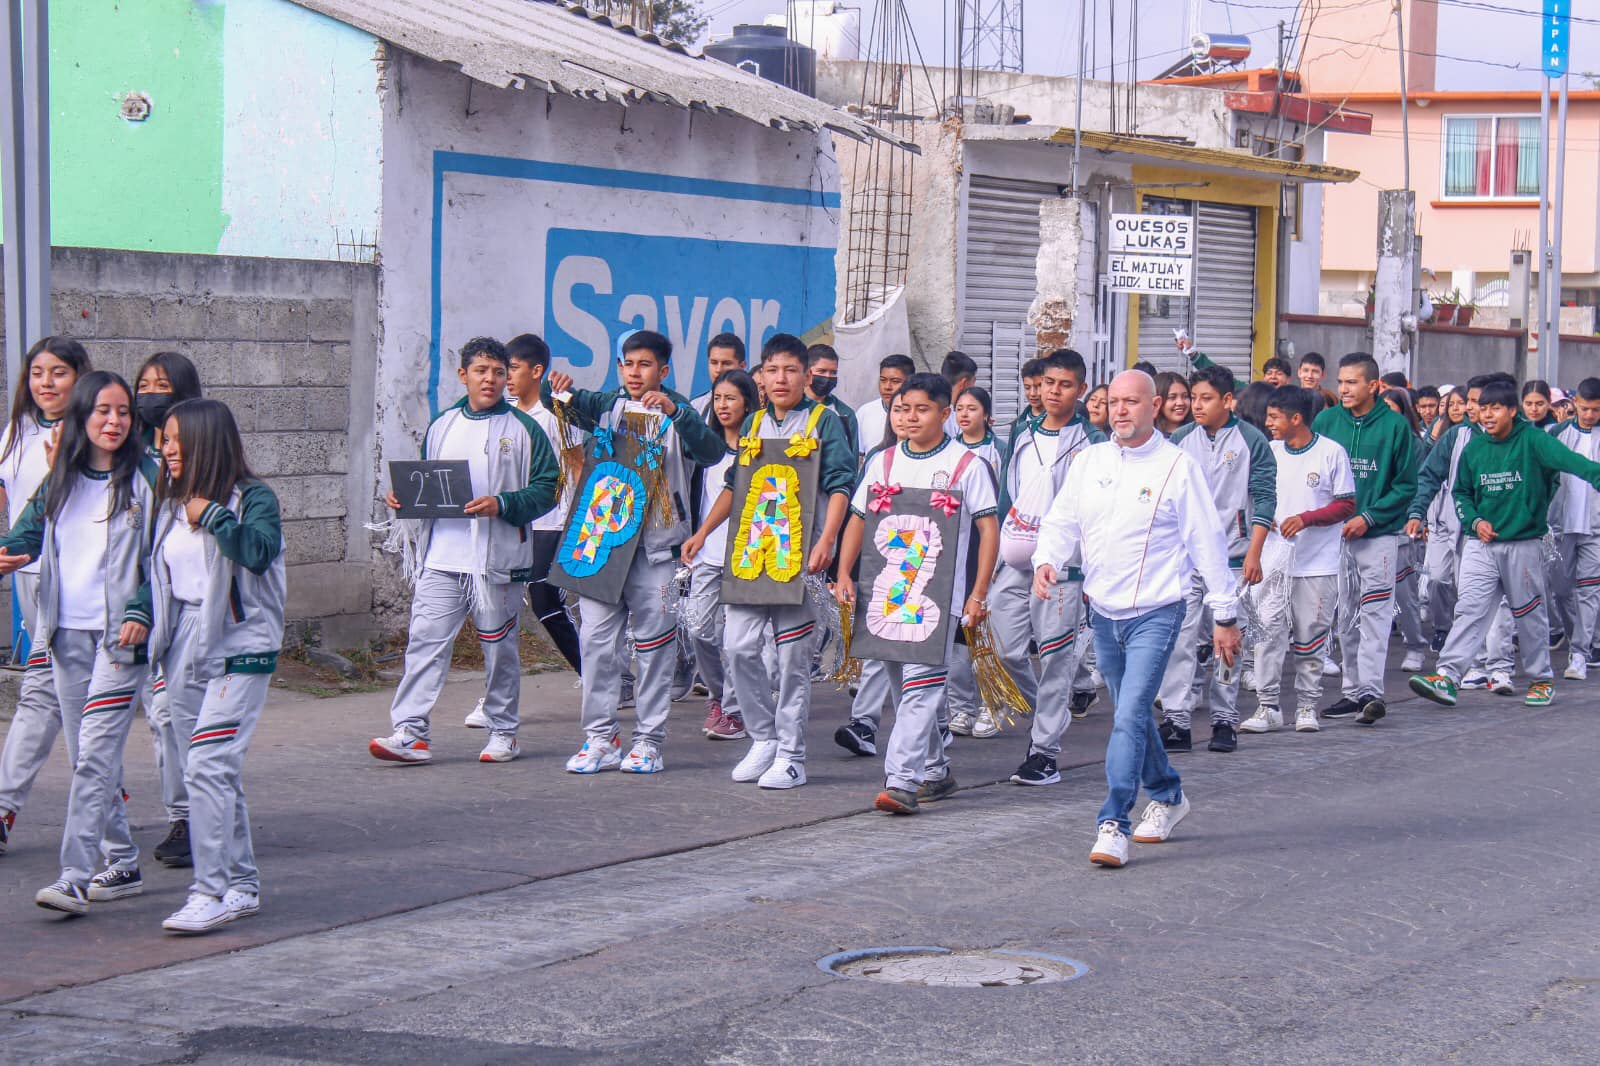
[1544,0,1569,78]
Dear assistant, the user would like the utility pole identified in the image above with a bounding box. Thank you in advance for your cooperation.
[1373,190,1417,378]
[0,0,52,388]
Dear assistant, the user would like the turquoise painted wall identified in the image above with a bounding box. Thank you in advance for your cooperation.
[44,0,380,260]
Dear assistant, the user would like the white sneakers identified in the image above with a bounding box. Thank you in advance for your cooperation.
[1565,653,1588,681]
[368,730,431,763]
[758,758,806,790]
[732,740,779,782]
[1090,822,1128,868]
[1489,670,1515,695]
[948,710,976,736]
[1132,793,1191,844]
[620,741,664,774]
[1295,706,1321,732]
[163,888,262,935]
[1401,650,1426,672]
[970,708,1001,738]
[1321,656,1341,677]
[1239,705,1282,733]
[464,698,490,729]
[478,733,519,763]
[565,734,623,774]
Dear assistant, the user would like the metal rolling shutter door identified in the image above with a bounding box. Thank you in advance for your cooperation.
[1192,202,1258,382]
[961,175,1057,426]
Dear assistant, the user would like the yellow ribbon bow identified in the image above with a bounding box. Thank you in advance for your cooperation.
[738,433,763,466]
[785,434,819,459]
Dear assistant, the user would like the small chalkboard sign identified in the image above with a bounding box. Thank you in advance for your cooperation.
[389,460,474,519]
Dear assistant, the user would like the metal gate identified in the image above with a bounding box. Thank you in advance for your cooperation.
[960,174,1060,427]
[1133,198,1258,383]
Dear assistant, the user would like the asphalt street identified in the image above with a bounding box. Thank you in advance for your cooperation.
[2,651,1597,1064]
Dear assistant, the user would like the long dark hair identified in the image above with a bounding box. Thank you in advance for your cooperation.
[44,371,143,522]
[2,336,91,465]
[159,399,256,504]
[135,351,203,402]
[704,369,759,437]
[1234,382,1274,433]
[1383,387,1424,438]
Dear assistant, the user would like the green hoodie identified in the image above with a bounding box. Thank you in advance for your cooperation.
[1453,417,1600,541]
[1311,399,1417,537]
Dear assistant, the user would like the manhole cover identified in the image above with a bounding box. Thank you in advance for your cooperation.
[818,946,1088,987]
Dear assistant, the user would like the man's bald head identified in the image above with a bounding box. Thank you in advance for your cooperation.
[1107,369,1158,445]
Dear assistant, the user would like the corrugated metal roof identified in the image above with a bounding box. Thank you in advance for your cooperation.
[290,0,916,151]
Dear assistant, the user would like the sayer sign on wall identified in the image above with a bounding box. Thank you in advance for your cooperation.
[431,152,838,411]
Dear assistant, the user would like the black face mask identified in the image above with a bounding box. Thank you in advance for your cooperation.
[810,375,838,399]
[137,393,176,428]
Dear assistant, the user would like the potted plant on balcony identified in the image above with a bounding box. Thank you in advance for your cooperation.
[1454,294,1478,328]
[1434,289,1464,326]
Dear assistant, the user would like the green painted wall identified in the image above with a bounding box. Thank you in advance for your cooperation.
[51,0,229,252]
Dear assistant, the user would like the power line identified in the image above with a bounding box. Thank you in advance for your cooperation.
[1424,0,1600,28]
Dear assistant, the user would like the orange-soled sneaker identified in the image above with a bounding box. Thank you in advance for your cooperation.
[369,731,432,763]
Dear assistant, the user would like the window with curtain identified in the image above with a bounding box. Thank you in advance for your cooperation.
[1442,115,1540,199]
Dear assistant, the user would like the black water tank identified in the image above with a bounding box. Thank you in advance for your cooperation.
[705,24,816,98]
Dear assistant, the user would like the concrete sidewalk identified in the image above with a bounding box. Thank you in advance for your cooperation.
[0,664,1115,1001]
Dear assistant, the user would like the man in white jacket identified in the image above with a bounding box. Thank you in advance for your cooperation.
[1032,370,1240,868]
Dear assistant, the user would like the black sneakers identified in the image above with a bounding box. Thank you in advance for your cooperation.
[35,879,89,916]
[1208,723,1238,753]
[87,865,144,901]
[1010,753,1061,786]
[1159,720,1192,753]
[154,819,192,868]
[1069,690,1097,719]
[1322,697,1363,718]
[833,719,877,757]
[917,774,958,803]
[1356,698,1387,725]
[0,808,12,856]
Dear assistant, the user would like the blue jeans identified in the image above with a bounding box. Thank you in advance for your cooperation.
[1092,601,1187,833]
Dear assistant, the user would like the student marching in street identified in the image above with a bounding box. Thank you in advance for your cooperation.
[1297,352,1326,392]
[1547,378,1600,680]
[1382,387,1432,673]
[683,368,760,741]
[806,344,858,452]
[992,349,1104,784]
[134,350,205,869]
[1156,364,1275,754]
[683,334,855,789]
[1410,379,1600,708]
[1313,353,1418,725]
[1153,372,1192,438]
[0,337,90,859]
[370,337,560,767]
[1032,370,1240,868]
[1085,383,1109,435]
[547,331,722,775]
[0,371,158,915]
[855,354,913,460]
[498,334,582,679]
[1008,358,1048,448]
[836,373,999,814]
[689,333,747,417]
[1243,386,1355,734]
[147,400,286,934]
[946,386,1004,738]
[1261,357,1293,387]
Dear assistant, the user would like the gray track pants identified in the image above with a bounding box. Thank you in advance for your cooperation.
[1338,535,1398,702]
[727,601,817,763]
[1555,533,1600,653]
[850,658,892,730]
[1395,538,1428,653]
[881,641,956,791]
[989,563,1086,758]
[1157,569,1243,730]
[1425,531,1459,637]
[151,610,208,824]
[0,572,60,818]
[580,553,678,746]
[51,628,145,886]
[186,671,269,898]
[686,560,741,715]
[1438,539,1553,683]
[1253,575,1339,712]
[389,569,522,741]
[146,668,184,822]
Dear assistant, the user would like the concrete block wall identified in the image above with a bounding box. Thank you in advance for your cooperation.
[4,247,381,645]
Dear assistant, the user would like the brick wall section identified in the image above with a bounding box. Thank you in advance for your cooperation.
[4,247,380,640]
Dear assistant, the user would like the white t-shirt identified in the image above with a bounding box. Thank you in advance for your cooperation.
[1269,434,1356,577]
[160,508,209,604]
[699,448,737,566]
[423,414,491,574]
[1012,424,1063,495]
[851,435,999,614]
[523,401,581,533]
[55,474,112,631]
[0,416,55,576]
[856,399,891,457]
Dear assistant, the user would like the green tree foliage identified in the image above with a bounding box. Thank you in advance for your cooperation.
[650,0,707,46]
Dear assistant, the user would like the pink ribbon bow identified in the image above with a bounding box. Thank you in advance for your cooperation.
[867,481,901,514]
[930,489,962,517]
